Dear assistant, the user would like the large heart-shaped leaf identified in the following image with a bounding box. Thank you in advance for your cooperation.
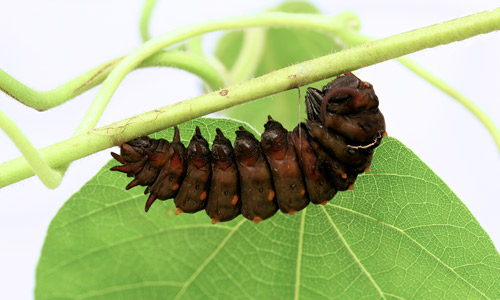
[215,1,343,130]
[36,118,500,299]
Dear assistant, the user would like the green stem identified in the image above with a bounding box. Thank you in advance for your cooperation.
[139,0,157,42]
[337,28,500,155]
[0,51,225,111]
[0,110,62,188]
[1,51,225,189]
[229,28,268,84]
[0,57,121,111]
[1,12,357,114]
[398,57,500,152]
[1,12,355,188]
[74,11,360,135]
[187,36,205,57]
[2,7,500,188]
[185,37,232,91]
[141,51,226,89]
[1,12,357,113]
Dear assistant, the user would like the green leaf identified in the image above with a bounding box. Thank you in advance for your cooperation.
[36,118,500,299]
[214,1,343,130]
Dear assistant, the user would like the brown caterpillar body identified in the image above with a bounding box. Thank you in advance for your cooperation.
[111,73,386,224]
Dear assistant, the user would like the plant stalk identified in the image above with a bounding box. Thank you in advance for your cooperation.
[1,7,499,188]
[0,51,224,111]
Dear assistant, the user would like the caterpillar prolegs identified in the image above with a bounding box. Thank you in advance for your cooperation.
[110,73,386,224]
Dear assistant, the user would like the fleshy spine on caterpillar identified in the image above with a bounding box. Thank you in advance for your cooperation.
[110,72,386,224]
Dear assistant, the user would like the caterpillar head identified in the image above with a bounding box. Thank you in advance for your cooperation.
[321,73,379,115]
[117,137,154,163]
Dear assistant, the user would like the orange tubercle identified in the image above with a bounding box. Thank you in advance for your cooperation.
[348,184,354,190]
[364,166,370,173]
[320,201,328,205]
[268,190,275,201]
[382,131,388,137]
[253,216,263,224]
[211,218,220,225]
[341,173,347,179]
[172,183,179,190]
[200,191,207,201]
[300,189,305,196]
[175,208,184,215]
[231,195,239,206]
[288,210,297,215]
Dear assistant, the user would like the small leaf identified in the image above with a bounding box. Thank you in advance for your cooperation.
[214,1,343,130]
[35,117,500,299]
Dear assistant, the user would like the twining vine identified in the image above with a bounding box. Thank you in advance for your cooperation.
[0,5,499,189]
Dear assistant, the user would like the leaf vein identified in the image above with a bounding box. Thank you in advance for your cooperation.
[328,204,491,299]
[172,219,245,300]
[320,206,387,299]
[72,280,184,300]
[294,208,307,300]
[43,224,232,276]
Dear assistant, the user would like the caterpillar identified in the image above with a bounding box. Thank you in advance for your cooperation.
[110,73,386,224]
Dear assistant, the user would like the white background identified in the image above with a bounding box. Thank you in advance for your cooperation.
[1,1,499,299]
